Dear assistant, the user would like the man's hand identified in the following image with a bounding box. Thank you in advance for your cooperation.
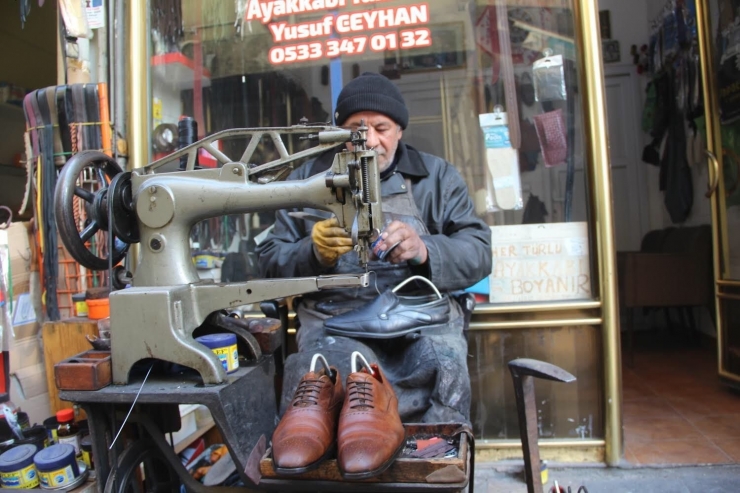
[312,217,353,266]
[373,220,428,265]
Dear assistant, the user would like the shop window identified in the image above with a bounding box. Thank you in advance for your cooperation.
[146,0,601,440]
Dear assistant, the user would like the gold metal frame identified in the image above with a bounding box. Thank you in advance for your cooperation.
[572,0,622,466]
[476,439,605,463]
[126,0,622,465]
[127,0,150,269]
[127,0,149,170]
[695,0,730,383]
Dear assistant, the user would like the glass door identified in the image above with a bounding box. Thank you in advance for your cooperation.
[697,0,740,384]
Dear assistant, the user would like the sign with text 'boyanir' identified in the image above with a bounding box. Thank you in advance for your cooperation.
[244,0,433,65]
[489,222,591,303]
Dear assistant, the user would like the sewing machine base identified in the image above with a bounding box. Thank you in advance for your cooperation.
[61,357,277,493]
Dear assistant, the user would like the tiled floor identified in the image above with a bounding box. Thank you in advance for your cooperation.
[622,337,740,465]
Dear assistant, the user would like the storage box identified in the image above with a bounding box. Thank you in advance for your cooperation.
[259,423,470,487]
[54,350,112,391]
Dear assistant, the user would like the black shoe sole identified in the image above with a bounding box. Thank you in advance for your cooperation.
[338,437,406,480]
[326,322,451,340]
[273,443,335,476]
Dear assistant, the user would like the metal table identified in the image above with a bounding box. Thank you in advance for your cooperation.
[61,357,277,493]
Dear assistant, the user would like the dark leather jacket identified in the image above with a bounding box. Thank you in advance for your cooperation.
[256,142,492,293]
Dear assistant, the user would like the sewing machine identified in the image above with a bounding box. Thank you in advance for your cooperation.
[54,122,383,385]
[54,123,478,493]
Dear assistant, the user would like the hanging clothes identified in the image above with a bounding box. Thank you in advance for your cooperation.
[662,109,693,224]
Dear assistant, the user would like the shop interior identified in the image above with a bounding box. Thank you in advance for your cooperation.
[0,0,739,485]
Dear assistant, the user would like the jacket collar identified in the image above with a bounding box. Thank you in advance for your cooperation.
[312,142,429,179]
[395,142,429,178]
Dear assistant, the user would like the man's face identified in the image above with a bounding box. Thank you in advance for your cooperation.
[344,111,403,171]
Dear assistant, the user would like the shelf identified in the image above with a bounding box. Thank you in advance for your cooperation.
[151,53,212,91]
[173,416,215,454]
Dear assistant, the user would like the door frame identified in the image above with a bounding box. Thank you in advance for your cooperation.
[695,0,738,384]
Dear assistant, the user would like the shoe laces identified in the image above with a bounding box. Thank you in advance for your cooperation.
[347,378,374,410]
[292,377,323,407]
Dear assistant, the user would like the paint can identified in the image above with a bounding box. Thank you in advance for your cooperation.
[80,436,93,471]
[0,444,39,489]
[195,334,239,373]
[71,293,88,317]
[43,417,58,446]
[15,425,48,451]
[34,444,80,489]
[0,412,29,442]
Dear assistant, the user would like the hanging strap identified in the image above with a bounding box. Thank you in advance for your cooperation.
[495,0,520,149]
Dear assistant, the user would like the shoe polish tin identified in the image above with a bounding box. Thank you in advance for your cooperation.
[0,444,40,489]
[196,334,239,373]
[34,444,81,488]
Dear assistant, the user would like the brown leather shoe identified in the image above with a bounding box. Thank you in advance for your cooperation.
[337,351,406,479]
[271,354,344,475]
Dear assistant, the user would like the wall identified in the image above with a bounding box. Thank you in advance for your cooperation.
[0,2,57,217]
[597,0,649,67]
[0,2,57,90]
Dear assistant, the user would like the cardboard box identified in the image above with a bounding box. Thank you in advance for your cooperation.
[11,292,40,340]
[4,222,33,296]
[9,381,51,426]
[11,363,48,400]
[9,336,44,373]
[1,223,50,424]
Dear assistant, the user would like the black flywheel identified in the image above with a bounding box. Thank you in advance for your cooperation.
[54,150,132,271]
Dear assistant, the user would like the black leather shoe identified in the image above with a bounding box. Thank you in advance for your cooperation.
[323,290,450,339]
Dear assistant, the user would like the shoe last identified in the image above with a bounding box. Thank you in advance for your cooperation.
[337,355,405,479]
[272,359,344,475]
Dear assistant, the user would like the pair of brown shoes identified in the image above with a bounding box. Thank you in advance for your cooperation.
[271,352,406,479]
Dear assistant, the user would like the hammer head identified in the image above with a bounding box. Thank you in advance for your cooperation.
[508,358,576,383]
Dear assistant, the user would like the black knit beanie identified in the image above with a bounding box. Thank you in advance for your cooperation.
[334,72,409,129]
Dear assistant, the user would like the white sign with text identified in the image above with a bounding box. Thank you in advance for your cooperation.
[489,222,591,303]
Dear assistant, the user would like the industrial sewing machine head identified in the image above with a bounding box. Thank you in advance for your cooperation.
[54,122,383,385]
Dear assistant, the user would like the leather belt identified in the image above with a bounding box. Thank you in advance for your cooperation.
[56,86,72,157]
[71,84,87,151]
[44,86,64,165]
[23,92,39,159]
[30,90,45,161]
[84,83,101,151]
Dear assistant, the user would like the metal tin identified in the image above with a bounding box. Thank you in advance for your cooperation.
[34,444,80,489]
[39,462,87,491]
[0,444,39,489]
[80,436,93,471]
[43,417,59,445]
[196,334,239,373]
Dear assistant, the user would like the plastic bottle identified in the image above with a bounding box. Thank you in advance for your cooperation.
[55,409,80,456]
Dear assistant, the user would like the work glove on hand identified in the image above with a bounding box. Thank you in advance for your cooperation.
[311,217,353,267]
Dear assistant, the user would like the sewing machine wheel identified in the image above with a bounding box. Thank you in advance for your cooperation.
[55,150,129,271]
[109,171,140,243]
[104,439,180,493]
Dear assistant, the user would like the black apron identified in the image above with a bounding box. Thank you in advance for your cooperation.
[280,173,472,424]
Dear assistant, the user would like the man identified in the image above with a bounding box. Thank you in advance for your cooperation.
[257,72,491,424]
